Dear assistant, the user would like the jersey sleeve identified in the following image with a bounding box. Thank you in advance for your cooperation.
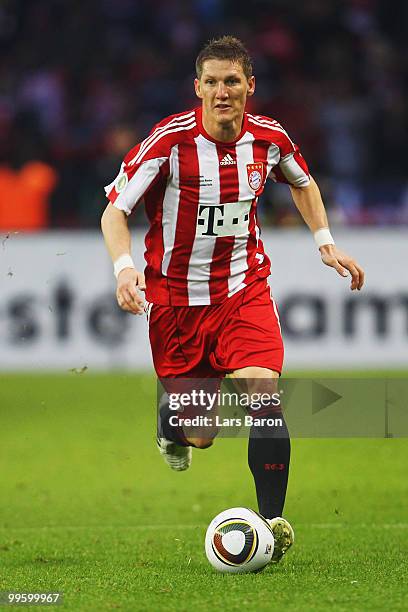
[104,124,170,215]
[266,120,311,188]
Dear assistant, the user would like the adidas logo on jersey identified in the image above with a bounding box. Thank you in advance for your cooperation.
[220,154,236,166]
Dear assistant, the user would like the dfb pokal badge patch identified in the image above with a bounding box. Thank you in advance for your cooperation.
[246,163,265,193]
[115,172,128,193]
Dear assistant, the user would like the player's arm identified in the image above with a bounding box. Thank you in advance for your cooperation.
[289,176,365,291]
[101,129,170,313]
[101,204,145,315]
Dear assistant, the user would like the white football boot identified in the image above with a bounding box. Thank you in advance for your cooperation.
[157,436,192,471]
[268,517,295,563]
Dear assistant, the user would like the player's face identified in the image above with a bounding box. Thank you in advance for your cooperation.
[195,59,255,129]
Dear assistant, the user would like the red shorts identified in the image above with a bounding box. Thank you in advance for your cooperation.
[147,278,284,378]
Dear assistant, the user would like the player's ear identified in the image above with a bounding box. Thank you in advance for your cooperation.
[194,78,203,99]
[247,76,255,97]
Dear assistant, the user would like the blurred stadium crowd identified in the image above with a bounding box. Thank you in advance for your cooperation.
[1,0,407,230]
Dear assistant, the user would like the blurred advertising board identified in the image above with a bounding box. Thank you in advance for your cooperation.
[0,229,406,370]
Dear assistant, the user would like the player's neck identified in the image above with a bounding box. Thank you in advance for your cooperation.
[201,111,244,143]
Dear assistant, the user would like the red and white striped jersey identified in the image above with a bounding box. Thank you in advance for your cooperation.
[104,107,310,306]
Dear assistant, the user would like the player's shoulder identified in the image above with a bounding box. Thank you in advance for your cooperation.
[148,108,197,143]
[124,108,197,166]
[246,112,292,142]
[247,112,284,127]
[153,108,197,130]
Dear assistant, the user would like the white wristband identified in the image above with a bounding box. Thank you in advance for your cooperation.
[114,254,135,279]
[314,228,335,249]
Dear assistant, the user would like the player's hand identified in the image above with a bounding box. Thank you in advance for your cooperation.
[319,244,365,291]
[116,268,146,314]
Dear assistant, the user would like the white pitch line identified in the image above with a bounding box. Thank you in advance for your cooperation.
[305,523,408,529]
[0,523,407,531]
[0,525,204,531]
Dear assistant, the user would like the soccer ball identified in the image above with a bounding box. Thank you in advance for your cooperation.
[205,507,274,573]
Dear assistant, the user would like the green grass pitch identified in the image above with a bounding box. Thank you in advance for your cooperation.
[0,373,407,611]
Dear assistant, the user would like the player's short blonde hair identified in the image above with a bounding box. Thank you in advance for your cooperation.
[195,36,253,80]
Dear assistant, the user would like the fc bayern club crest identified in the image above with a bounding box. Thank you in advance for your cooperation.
[246,163,265,192]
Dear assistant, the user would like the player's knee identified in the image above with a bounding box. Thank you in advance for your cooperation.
[187,437,214,449]
[233,366,279,379]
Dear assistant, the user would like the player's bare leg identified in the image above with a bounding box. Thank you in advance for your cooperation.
[183,400,219,448]
[231,366,294,563]
[185,437,214,448]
